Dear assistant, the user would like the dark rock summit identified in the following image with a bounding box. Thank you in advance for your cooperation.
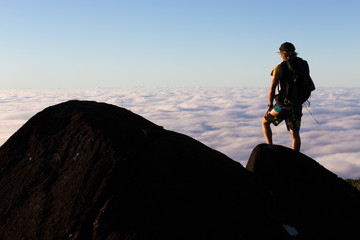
[0,100,359,240]
[246,144,360,240]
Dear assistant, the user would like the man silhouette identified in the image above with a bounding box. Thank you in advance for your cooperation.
[262,42,311,151]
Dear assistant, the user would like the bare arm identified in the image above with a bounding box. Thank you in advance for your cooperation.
[268,75,278,107]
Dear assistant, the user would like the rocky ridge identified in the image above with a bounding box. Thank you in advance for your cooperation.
[0,100,359,240]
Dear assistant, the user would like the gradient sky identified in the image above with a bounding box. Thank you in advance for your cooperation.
[1,0,359,88]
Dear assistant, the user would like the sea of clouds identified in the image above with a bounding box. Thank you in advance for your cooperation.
[1,87,359,179]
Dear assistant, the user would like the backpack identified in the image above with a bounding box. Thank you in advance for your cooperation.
[278,58,315,106]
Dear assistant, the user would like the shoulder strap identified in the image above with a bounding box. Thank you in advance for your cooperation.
[286,60,294,73]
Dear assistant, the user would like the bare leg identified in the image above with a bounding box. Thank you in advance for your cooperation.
[290,130,301,151]
[262,117,273,145]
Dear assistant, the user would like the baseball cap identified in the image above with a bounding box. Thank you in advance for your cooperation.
[279,42,296,52]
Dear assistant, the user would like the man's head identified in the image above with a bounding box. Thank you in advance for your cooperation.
[279,42,295,52]
[278,42,297,60]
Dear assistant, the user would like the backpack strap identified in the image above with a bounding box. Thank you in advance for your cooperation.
[286,60,295,73]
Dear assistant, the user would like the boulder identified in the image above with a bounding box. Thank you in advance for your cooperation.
[246,144,360,240]
[0,101,288,240]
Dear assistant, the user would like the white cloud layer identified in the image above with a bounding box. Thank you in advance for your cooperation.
[1,88,359,179]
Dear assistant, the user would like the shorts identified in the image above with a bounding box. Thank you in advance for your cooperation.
[264,104,303,132]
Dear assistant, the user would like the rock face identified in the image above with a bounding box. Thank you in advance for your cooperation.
[246,144,360,240]
[0,101,285,240]
[0,100,359,240]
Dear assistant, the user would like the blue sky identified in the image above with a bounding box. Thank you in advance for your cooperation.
[1,0,359,88]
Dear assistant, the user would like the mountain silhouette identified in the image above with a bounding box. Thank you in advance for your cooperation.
[0,100,359,240]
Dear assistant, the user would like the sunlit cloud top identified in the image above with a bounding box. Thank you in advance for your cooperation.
[1,87,359,179]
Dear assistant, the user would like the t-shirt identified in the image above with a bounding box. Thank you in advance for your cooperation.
[270,65,281,78]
